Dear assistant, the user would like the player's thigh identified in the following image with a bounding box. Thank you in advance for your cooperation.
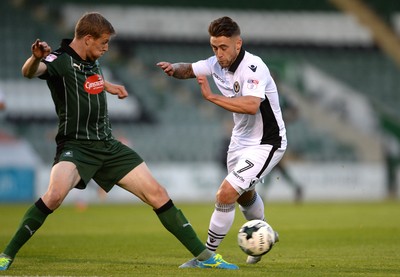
[43,161,81,209]
[117,162,170,209]
[93,140,143,192]
[226,145,285,194]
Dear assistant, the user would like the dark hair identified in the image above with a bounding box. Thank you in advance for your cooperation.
[75,12,115,39]
[208,16,241,37]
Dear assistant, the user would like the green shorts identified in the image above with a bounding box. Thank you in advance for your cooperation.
[54,139,144,192]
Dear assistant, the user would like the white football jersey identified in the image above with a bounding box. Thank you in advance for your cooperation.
[192,49,287,151]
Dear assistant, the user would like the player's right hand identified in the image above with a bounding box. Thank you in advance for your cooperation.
[32,39,52,59]
[156,61,174,76]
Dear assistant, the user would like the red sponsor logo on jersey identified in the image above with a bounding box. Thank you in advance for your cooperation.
[84,74,104,94]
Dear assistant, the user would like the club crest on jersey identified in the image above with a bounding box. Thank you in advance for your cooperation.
[44,54,58,62]
[247,79,259,90]
[233,81,240,94]
[84,74,104,94]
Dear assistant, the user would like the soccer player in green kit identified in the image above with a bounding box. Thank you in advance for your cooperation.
[0,12,238,271]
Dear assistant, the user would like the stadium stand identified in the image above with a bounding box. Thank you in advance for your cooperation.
[1,0,400,165]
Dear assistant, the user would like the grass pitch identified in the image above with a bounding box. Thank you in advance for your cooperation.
[0,201,399,276]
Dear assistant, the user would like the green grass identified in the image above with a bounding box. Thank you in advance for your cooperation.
[0,201,399,276]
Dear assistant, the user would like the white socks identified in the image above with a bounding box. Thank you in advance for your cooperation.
[205,192,265,252]
[239,192,265,221]
[206,202,235,252]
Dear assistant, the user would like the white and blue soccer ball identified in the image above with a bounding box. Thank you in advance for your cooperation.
[238,219,278,256]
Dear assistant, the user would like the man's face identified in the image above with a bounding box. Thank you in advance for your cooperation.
[210,35,242,68]
[85,33,111,61]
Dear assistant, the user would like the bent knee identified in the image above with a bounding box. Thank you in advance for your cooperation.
[42,189,67,209]
[146,185,170,208]
[216,186,239,204]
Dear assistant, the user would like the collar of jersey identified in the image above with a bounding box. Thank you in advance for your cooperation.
[228,48,245,73]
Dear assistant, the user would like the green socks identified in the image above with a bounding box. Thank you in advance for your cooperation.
[4,199,52,258]
[155,200,209,258]
[4,198,211,262]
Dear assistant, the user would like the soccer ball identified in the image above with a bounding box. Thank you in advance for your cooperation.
[237,219,277,256]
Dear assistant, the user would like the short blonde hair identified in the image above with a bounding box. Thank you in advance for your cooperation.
[75,12,115,39]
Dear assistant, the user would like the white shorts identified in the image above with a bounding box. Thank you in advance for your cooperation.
[225,144,286,195]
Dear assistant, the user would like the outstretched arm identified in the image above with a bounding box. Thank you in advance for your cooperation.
[156,62,196,79]
[22,39,51,78]
[104,81,128,99]
[197,76,261,115]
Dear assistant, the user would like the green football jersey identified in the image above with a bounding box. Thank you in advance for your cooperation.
[40,39,113,144]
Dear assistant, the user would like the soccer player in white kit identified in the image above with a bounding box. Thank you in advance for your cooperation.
[157,16,287,265]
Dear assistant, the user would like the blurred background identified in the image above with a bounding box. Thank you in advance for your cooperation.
[0,0,399,204]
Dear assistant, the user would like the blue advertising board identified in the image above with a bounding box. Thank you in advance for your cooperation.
[0,167,35,202]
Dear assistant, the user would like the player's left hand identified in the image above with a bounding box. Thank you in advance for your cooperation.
[197,75,212,100]
[104,81,128,99]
